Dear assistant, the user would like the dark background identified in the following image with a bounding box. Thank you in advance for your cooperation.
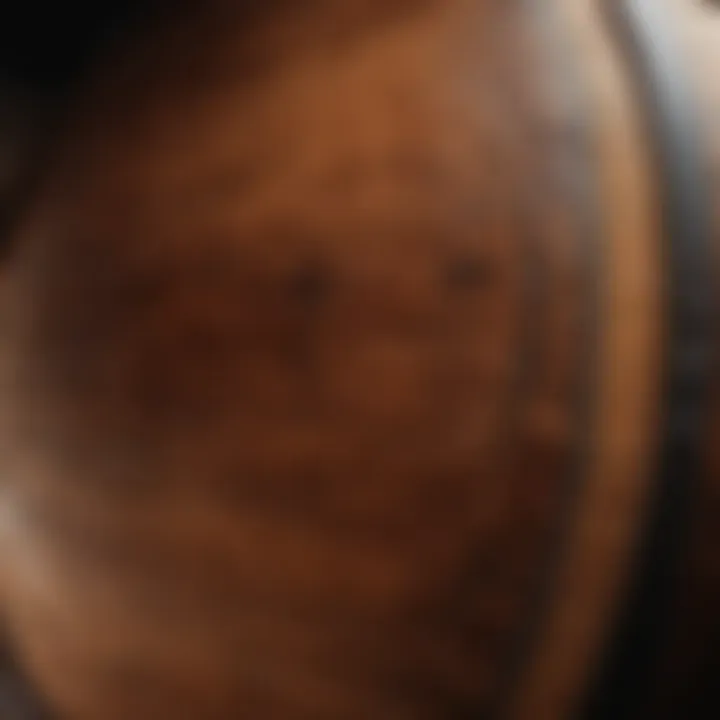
[0,4,150,91]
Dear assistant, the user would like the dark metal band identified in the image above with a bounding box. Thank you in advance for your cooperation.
[582,1,716,717]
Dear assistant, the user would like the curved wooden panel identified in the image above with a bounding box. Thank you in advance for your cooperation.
[0,3,597,718]
[0,1,718,719]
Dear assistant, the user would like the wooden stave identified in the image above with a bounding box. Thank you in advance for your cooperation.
[0,4,600,712]
[0,1,718,718]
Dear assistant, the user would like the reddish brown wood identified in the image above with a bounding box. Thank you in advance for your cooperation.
[0,1,717,719]
[0,3,598,718]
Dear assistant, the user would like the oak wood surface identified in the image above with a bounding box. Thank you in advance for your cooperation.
[0,1,717,719]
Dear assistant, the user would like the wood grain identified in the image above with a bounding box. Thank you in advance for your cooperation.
[508,0,663,717]
[0,2,596,718]
[0,1,717,718]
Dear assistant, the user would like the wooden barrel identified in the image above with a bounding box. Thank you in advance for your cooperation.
[0,1,718,718]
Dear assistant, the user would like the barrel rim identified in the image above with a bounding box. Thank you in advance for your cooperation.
[581,1,717,717]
